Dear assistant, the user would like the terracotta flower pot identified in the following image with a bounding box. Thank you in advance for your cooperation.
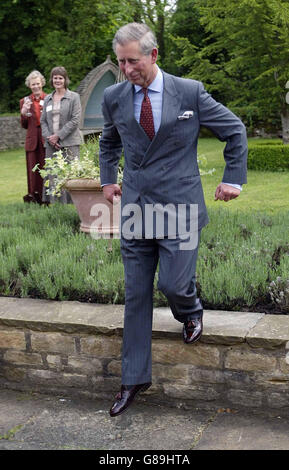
[64,178,120,237]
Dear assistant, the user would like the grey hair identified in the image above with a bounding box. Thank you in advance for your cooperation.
[113,23,157,55]
[25,70,46,88]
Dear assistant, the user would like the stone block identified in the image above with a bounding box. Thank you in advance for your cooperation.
[163,383,220,401]
[46,355,63,368]
[246,315,289,349]
[267,392,289,408]
[227,389,263,407]
[279,354,289,375]
[107,360,122,376]
[80,335,122,358]
[190,367,226,384]
[152,364,191,384]
[30,332,75,354]
[152,339,220,368]
[91,376,120,392]
[223,370,252,388]
[0,366,26,382]
[201,310,264,345]
[0,297,124,335]
[27,369,88,388]
[0,329,26,350]
[225,348,277,372]
[67,356,102,374]
[3,350,42,366]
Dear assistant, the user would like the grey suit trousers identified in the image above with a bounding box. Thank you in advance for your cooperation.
[121,231,202,385]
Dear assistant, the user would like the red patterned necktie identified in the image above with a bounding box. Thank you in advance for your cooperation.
[139,87,155,140]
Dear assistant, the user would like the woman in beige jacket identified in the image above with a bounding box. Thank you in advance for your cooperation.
[41,66,83,203]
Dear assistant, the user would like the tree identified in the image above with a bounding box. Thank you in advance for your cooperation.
[0,0,75,112]
[164,0,206,75]
[0,0,175,112]
[174,0,289,142]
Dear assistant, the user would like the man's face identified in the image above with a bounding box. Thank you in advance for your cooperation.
[116,40,158,88]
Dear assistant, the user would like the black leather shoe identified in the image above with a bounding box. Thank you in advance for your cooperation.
[23,193,36,203]
[33,191,42,204]
[183,318,203,344]
[110,382,151,417]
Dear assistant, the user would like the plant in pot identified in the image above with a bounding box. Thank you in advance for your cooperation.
[34,136,123,237]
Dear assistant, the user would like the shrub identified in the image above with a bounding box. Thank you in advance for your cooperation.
[248,141,289,171]
[0,204,289,313]
[269,270,289,313]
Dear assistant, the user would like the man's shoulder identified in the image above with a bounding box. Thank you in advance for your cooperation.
[103,81,130,101]
[163,71,202,93]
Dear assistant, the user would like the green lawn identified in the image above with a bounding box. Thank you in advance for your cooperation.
[1,138,289,212]
[0,147,27,204]
[198,138,289,213]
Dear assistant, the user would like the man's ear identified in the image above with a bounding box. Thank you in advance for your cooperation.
[151,48,158,64]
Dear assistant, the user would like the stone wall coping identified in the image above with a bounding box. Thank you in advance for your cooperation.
[0,296,289,348]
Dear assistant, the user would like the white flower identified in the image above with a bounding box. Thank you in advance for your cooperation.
[33,137,123,197]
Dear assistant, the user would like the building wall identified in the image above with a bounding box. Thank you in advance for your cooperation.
[0,116,26,151]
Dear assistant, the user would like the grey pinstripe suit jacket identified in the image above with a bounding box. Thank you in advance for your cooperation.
[99,71,247,237]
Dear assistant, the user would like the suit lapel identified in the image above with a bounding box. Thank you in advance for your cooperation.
[117,81,151,146]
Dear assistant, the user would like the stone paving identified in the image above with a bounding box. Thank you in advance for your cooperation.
[0,388,289,450]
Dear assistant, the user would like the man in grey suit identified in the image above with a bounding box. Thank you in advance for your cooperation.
[99,23,247,417]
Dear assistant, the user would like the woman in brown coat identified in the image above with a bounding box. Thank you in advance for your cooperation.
[20,70,46,204]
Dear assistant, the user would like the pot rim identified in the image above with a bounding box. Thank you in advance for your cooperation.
[64,178,102,191]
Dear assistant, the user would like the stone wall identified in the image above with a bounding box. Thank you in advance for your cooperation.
[0,116,26,150]
[0,297,289,411]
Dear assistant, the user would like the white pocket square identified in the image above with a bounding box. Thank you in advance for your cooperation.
[178,110,194,120]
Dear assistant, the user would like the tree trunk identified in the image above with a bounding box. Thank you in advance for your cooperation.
[281,107,289,144]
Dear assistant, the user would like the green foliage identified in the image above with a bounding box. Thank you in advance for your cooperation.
[269,274,289,313]
[171,0,289,135]
[2,0,289,141]
[0,0,76,111]
[0,203,124,303]
[248,142,289,171]
[164,0,206,75]
[1,0,174,112]
[33,136,123,196]
[197,209,289,312]
[0,203,288,313]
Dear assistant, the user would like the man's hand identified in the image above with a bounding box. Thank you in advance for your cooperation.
[102,184,122,204]
[214,183,240,202]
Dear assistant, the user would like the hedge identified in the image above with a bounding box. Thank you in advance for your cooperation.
[248,141,289,171]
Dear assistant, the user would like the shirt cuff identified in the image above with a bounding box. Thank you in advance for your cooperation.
[222,182,242,191]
